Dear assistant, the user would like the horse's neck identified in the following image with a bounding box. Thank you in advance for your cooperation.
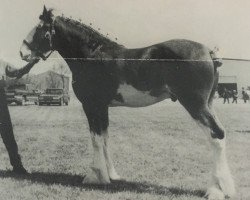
[53,17,125,61]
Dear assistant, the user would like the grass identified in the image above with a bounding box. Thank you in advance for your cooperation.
[0,97,249,200]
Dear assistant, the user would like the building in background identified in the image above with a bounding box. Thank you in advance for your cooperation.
[218,75,237,96]
[218,60,250,97]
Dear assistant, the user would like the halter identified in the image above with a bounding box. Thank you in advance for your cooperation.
[23,19,56,61]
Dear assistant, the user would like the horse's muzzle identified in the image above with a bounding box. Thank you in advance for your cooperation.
[20,43,33,62]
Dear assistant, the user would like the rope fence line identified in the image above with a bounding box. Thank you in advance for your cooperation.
[3,57,250,63]
[220,57,250,62]
[20,57,250,62]
[41,58,216,62]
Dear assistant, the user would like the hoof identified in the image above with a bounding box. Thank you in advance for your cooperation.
[83,167,110,185]
[110,177,125,184]
[205,187,225,200]
[12,166,28,175]
[109,172,121,181]
[219,177,236,198]
[212,172,236,199]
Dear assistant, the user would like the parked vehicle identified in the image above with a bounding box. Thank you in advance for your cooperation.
[5,84,39,105]
[38,88,70,106]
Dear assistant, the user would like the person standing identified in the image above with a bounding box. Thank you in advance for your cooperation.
[223,88,230,104]
[0,78,26,173]
[232,90,238,104]
[242,87,249,103]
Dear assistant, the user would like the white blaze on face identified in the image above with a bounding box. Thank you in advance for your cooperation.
[20,21,43,61]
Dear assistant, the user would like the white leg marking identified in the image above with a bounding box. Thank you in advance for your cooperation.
[205,186,225,200]
[83,132,110,184]
[103,131,121,180]
[208,138,235,199]
[198,120,235,199]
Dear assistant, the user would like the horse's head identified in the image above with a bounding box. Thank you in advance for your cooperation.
[20,6,55,62]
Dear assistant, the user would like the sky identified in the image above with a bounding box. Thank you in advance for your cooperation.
[1,0,250,73]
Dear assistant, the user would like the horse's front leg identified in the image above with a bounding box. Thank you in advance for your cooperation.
[82,103,119,184]
[86,132,110,184]
[103,131,121,181]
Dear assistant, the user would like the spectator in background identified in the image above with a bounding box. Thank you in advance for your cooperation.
[242,87,249,103]
[232,90,238,104]
[223,88,230,104]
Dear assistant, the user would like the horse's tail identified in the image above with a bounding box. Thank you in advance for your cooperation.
[210,50,223,68]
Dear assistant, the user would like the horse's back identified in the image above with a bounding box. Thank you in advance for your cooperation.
[122,39,215,90]
[151,39,211,60]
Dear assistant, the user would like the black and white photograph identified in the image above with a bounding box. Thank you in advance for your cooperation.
[0,0,250,199]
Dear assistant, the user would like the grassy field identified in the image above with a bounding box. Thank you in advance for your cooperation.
[0,97,249,200]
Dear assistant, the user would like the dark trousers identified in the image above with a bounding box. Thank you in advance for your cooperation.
[232,97,237,104]
[0,81,25,171]
[223,97,229,104]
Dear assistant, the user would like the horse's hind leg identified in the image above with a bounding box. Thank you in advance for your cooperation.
[198,108,235,199]
[179,94,235,199]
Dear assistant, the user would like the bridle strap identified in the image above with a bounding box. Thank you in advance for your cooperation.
[23,19,55,61]
[42,50,54,60]
[23,39,49,60]
[23,40,35,51]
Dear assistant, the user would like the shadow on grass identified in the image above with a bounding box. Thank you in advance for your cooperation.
[0,170,205,198]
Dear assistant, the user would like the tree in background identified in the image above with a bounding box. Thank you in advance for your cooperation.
[52,63,70,90]
[46,71,59,88]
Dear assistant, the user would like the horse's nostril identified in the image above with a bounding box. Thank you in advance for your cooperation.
[20,51,23,58]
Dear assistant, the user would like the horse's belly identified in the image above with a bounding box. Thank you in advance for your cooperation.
[110,83,171,107]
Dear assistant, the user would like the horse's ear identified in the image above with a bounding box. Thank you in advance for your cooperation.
[43,5,48,16]
[40,5,48,20]
[40,5,53,23]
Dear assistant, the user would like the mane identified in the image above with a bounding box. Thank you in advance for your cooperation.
[56,15,124,51]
